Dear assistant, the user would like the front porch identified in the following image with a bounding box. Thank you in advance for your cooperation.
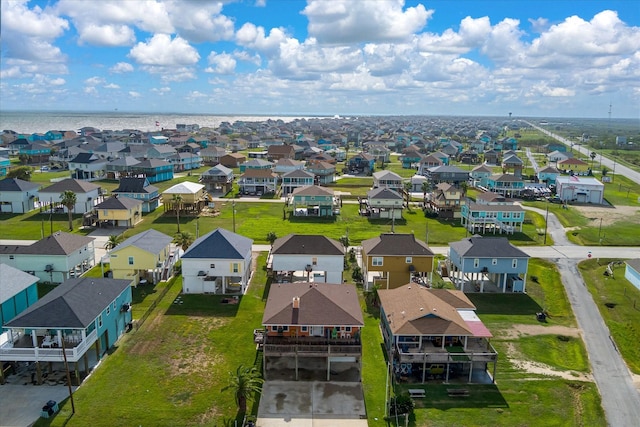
[448,269,526,293]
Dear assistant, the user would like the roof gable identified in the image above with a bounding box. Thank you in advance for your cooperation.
[182,228,253,259]
[272,234,343,255]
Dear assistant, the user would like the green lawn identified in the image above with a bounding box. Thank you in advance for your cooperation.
[579,259,640,374]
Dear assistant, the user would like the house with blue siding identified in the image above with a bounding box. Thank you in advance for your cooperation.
[448,236,529,293]
[537,165,561,185]
[281,169,314,196]
[0,277,133,385]
[624,259,640,291]
[471,164,493,186]
[306,160,336,184]
[484,174,525,196]
[112,177,160,213]
[347,152,376,175]
[0,264,39,333]
[132,159,174,183]
[460,195,525,235]
[0,157,10,177]
[290,185,338,217]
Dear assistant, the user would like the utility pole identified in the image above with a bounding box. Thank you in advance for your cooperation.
[232,200,236,232]
[543,201,549,245]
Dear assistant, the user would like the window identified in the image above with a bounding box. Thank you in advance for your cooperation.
[98,315,103,328]
[106,306,110,316]
[271,326,278,332]
[473,258,479,268]
[345,326,352,332]
[210,263,215,268]
[312,257,318,266]
[9,255,14,260]
[301,326,308,332]
[128,256,134,265]
[405,257,412,264]
[103,210,108,216]
[512,259,518,268]
[372,257,383,266]
[492,258,497,265]
[232,263,240,273]
[113,301,117,311]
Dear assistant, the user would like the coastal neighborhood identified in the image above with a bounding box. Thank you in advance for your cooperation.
[0,115,639,427]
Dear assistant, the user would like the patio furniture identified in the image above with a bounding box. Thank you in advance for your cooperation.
[41,336,53,348]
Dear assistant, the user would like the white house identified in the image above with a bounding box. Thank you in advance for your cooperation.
[555,176,604,204]
[181,228,253,295]
[39,178,102,214]
[0,178,40,213]
[270,234,344,284]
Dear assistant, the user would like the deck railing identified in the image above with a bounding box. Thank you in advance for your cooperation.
[0,329,98,363]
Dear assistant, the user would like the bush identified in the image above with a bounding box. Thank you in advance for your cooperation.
[389,393,414,416]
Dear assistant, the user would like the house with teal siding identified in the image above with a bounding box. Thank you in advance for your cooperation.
[0,264,39,333]
[0,157,11,177]
[485,174,525,196]
[537,165,560,185]
[290,185,338,217]
[132,159,174,183]
[460,200,525,235]
[448,236,530,293]
[281,169,314,196]
[0,277,133,385]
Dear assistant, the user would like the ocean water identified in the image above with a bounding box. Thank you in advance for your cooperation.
[0,111,314,134]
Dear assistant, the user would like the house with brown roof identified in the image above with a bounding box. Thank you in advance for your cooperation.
[425,183,466,219]
[261,282,364,381]
[557,157,590,174]
[305,160,336,184]
[220,152,246,168]
[361,233,434,290]
[267,144,296,162]
[378,285,497,384]
[269,234,344,284]
[0,231,95,283]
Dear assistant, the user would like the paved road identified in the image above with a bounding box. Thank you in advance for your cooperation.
[523,120,640,184]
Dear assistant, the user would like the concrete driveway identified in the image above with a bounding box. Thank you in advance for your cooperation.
[0,384,76,427]
[257,381,368,427]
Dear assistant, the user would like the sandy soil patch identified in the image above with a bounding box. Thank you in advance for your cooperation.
[499,324,582,340]
[573,205,640,227]
[504,342,593,382]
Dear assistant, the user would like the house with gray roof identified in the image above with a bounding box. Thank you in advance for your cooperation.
[200,164,234,195]
[0,177,40,213]
[0,277,133,385]
[270,234,344,284]
[365,187,403,219]
[448,236,530,293]
[112,177,159,212]
[0,231,95,283]
[261,282,364,381]
[108,229,175,285]
[181,228,253,295]
[68,152,108,181]
[0,264,39,333]
[39,178,102,214]
[93,196,143,228]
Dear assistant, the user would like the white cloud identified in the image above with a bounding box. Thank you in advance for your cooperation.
[110,62,134,73]
[164,1,235,43]
[104,83,120,89]
[206,52,236,74]
[151,87,171,95]
[129,91,141,98]
[302,0,432,44]
[236,23,289,54]
[85,76,106,86]
[417,16,492,54]
[78,24,135,46]
[139,66,196,83]
[84,86,98,95]
[129,34,200,66]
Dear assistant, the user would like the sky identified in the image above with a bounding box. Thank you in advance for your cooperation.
[1,0,639,118]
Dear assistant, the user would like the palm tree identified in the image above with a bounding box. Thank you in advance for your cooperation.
[221,365,263,414]
[421,181,429,200]
[403,181,413,210]
[172,194,183,233]
[590,151,597,169]
[266,231,277,248]
[104,234,123,250]
[60,190,77,231]
[173,231,194,251]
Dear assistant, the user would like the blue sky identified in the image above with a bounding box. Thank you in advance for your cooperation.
[1,0,639,118]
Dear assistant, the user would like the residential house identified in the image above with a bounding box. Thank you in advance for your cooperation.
[130,159,174,183]
[0,264,39,333]
[261,282,364,381]
[417,154,444,175]
[306,161,336,185]
[483,150,500,165]
[181,228,253,295]
[440,141,462,157]
[484,174,524,197]
[471,164,493,186]
[0,277,133,385]
[361,233,434,290]
[378,285,497,384]
[267,144,296,161]
[19,143,51,164]
[548,150,572,163]
[220,153,246,168]
[200,146,227,165]
[410,174,428,193]
[425,165,469,185]
[274,158,305,175]
[0,231,95,283]
[364,187,403,219]
[501,154,524,178]
[557,158,590,175]
[108,229,175,285]
[281,170,314,196]
[347,152,376,175]
[366,143,391,164]
[239,159,274,173]
[168,151,202,172]
[269,234,344,284]
[0,178,40,213]
[105,157,141,179]
[69,153,108,181]
[624,259,640,292]
[93,196,143,228]
[238,169,279,195]
[112,177,160,213]
[460,197,525,235]
[373,170,404,191]
[200,164,234,195]
[0,157,10,177]
[448,236,530,293]
[161,181,207,215]
[39,179,102,214]
[399,147,424,169]
[290,185,338,217]
[542,143,567,153]
[425,183,466,219]
[537,165,560,186]
[555,176,604,204]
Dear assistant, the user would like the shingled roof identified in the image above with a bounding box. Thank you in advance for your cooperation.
[182,228,253,259]
[362,233,433,256]
[449,236,529,258]
[111,229,173,255]
[271,234,343,256]
[0,177,40,192]
[41,178,100,194]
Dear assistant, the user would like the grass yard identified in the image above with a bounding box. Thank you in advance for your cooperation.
[40,254,270,427]
[579,259,640,374]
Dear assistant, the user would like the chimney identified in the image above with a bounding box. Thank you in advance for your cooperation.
[292,296,300,309]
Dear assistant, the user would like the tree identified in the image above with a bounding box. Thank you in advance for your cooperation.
[172,194,183,233]
[403,181,413,210]
[173,231,194,251]
[266,231,277,248]
[60,190,77,231]
[339,235,350,252]
[221,365,263,415]
[7,166,32,181]
[104,234,123,251]
[601,166,609,177]
[421,181,429,200]
[590,151,597,168]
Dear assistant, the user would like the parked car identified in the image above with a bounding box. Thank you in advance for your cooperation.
[548,196,562,204]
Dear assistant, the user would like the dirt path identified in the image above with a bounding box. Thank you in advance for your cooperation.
[572,205,640,227]
[498,323,582,340]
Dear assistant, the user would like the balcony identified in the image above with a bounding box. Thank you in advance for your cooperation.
[0,329,99,363]
[263,335,361,357]
[394,339,497,364]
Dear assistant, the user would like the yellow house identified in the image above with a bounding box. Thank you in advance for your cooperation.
[361,233,434,290]
[557,158,590,174]
[108,229,175,285]
[161,181,207,215]
[95,196,143,227]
